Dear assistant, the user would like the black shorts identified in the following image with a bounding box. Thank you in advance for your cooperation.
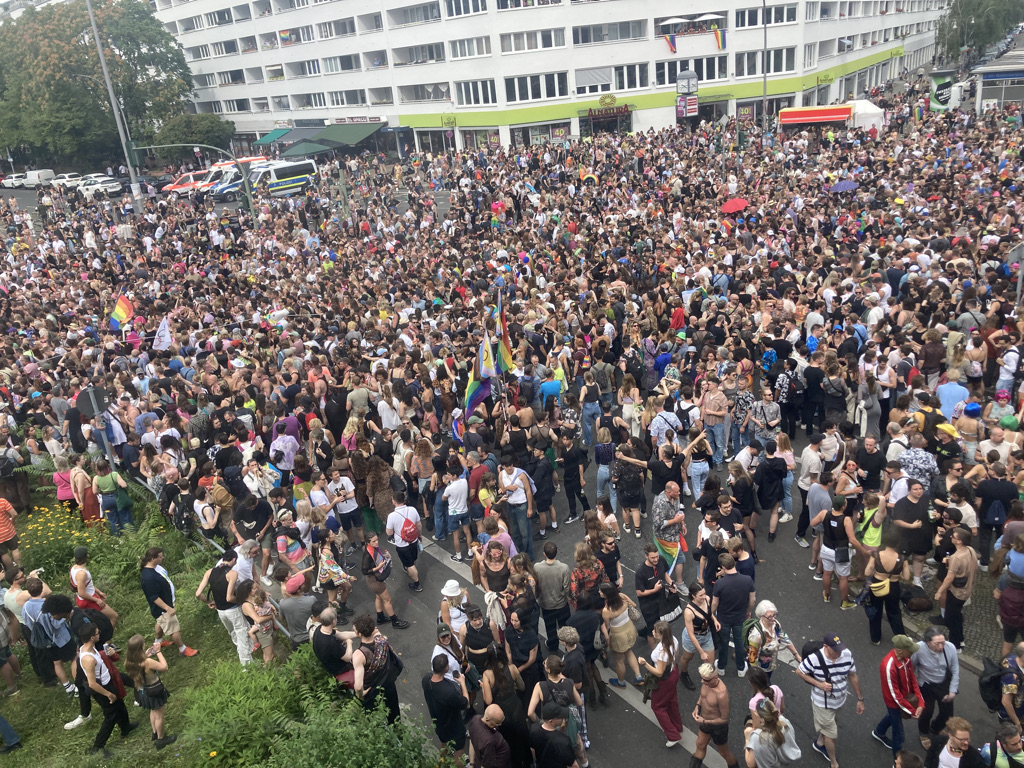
[1004,625,1024,644]
[337,511,362,531]
[0,533,19,555]
[638,606,660,638]
[396,544,419,568]
[699,721,730,745]
[47,640,77,664]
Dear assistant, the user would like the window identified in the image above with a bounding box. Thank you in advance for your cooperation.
[734,4,797,26]
[763,46,796,73]
[499,28,564,52]
[804,42,817,67]
[497,0,562,9]
[195,73,216,87]
[735,50,758,76]
[454,79,497,105]
[364,50,388,68]
[450,36,491,58]
[446,0,485,15]
[217,69,245,84]
[211,40,238,56]
[655,57,726,84]
[400,83,450,101]
[328,89,367,106]
[297,92,326,108]
[572,21,645,45]
[394,3,441,24]
[205,9,232,25]
[280,25,314,43]
[613,63,648,91]
[298,59,321,76]
[806,1,819,18]
[323,54,359,72]
[224,98,250,112]
[504,71,567,102]
[316,18,355,37]
[575,66,612,94]
[187,45,210,60]
[400,43,445,63]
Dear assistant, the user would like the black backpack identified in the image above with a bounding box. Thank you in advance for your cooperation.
[676,403,699,434]
[980,657,1023,712]
[623,348,643,383]
[0,453,17,480]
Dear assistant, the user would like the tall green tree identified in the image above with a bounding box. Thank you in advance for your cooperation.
[0,0,193,166]
[936,0,1024,60]
[154,113,236,160]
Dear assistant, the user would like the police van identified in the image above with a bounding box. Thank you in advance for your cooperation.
[210,163,270,202]
[247,160,317,197]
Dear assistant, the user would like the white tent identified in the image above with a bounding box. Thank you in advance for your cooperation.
[845,99,886,131]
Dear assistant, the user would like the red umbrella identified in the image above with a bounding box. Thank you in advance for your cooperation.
[721,198,749,214]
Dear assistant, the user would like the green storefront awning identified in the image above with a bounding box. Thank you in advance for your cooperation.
[280,140,335,158]
[253,128,291,146]
[312,123,384,146]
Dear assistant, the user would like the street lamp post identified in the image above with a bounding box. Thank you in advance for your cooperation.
[83,0,141,208]
[762,0,769,130]
[135,142,257,218]
[71,72,132,144]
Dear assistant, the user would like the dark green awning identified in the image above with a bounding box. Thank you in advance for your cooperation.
[252,128,291,146]
[312,123,384,146]
[280,140,335,158]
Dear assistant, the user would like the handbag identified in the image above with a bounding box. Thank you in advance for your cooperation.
[115,483,133,511]
[869,577,891,597]
[834,545,851,564]
[639,670,661,703]
[626,602,645,631]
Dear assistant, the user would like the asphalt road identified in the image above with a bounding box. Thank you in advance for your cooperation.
[365,448,995,768]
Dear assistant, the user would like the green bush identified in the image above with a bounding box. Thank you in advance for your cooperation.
[266,696,458,768]
[183,659,304,765]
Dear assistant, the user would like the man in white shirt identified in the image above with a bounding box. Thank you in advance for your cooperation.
[385,491,422,593]
[795,434,823,548]
[442,471,470,563]
[498,454,535,560]
[326,468,362,555]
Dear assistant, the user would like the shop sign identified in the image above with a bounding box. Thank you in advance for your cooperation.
[676,94,698,117]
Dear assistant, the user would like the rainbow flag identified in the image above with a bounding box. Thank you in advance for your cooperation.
[496,293,515,373]
[713,28,726,50]
[580,173,598,185]
[452,416,464,447]
[464,369,491,418]
[476,330,497,380]
[279,29,291,42]
[663,34,676,53]
[109,295,134,331]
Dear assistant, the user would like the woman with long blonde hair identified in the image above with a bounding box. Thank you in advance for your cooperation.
[618,373,642,439]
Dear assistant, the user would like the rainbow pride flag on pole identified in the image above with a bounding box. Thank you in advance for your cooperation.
[464,369,491,418]
[496,293,515,373]
[477,331,497,380]
[713,28,726,50]
[109,295,134,331]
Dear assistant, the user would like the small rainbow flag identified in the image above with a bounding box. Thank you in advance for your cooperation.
[464,370,491,418]
[279,29,291,42]
[580,173,598,185]
[452,417,464,447]
[109,295,134,331]
[663,34,676,53]
[714,28,726,50]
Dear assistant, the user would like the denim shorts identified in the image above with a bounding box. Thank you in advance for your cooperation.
[448,512,469,529]
[681,630,714,654]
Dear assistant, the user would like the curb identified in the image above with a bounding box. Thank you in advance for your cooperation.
[902,614,985,675]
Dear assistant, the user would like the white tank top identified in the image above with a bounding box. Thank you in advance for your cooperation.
[70,564,95,598]
[79,646,109,686]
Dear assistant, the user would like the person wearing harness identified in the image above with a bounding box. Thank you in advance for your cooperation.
[811,496,861,611]
[352,613,402,724]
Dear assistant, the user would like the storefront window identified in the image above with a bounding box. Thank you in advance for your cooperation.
[511,122,570,146]
[461,128,501,149]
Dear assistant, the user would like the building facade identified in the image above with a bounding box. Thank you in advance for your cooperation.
[152,0,944,151]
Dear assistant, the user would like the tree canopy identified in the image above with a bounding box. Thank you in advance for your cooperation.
[936,0,1024,60]
[154,114,236,160]
[0,0,194,166]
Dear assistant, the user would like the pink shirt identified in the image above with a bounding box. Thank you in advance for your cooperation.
[53,471,75,501]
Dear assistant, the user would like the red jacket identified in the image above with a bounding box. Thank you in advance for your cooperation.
[879,650,923,714]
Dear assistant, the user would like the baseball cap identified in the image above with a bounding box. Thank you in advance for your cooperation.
[823,633,846,651]
[437,623,453,638]
[892,634,918,653]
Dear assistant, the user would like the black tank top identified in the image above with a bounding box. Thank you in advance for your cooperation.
[465,621,493,654]
[583,384,600,403]
[598,415,617,443]
[210,566,234,610]
[823,512,849,548]
[508,428,528,456]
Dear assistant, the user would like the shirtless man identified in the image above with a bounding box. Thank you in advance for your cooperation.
[690,663,738,768]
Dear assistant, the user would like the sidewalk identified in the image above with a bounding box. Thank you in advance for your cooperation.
[902,563,1000,674]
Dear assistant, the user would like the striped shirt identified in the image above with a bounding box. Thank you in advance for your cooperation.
[799,648,856,709]
[0,498,14,543]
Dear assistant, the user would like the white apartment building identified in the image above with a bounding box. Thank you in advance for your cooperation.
[152,0,944,152]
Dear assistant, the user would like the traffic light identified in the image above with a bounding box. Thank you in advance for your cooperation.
[126,140,144,168]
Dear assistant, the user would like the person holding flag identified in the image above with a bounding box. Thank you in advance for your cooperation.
[651,482,687,590]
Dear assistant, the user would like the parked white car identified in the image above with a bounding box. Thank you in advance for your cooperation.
[51,173,83,189]
[1,173,26,189]
[77,176,123,200]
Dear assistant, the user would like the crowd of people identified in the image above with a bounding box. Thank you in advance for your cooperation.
[0,66,1022,765]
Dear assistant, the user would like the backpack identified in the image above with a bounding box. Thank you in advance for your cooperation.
[223,465,248,499]
[389,473,407,494]
[519,375,537,405]
[676,403,699,434]
[593,362,611,392]
[985,499,1008,527]
[398,510,420,544]
[623,348,644,383]
[512,468,538,496]
[173,493,196,534]
[580,352,592,371]
[0,452,17,480]
[741,617,762,659]
[900,583,933,612]
[980,657,1023,712]
[210,481,235,511]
